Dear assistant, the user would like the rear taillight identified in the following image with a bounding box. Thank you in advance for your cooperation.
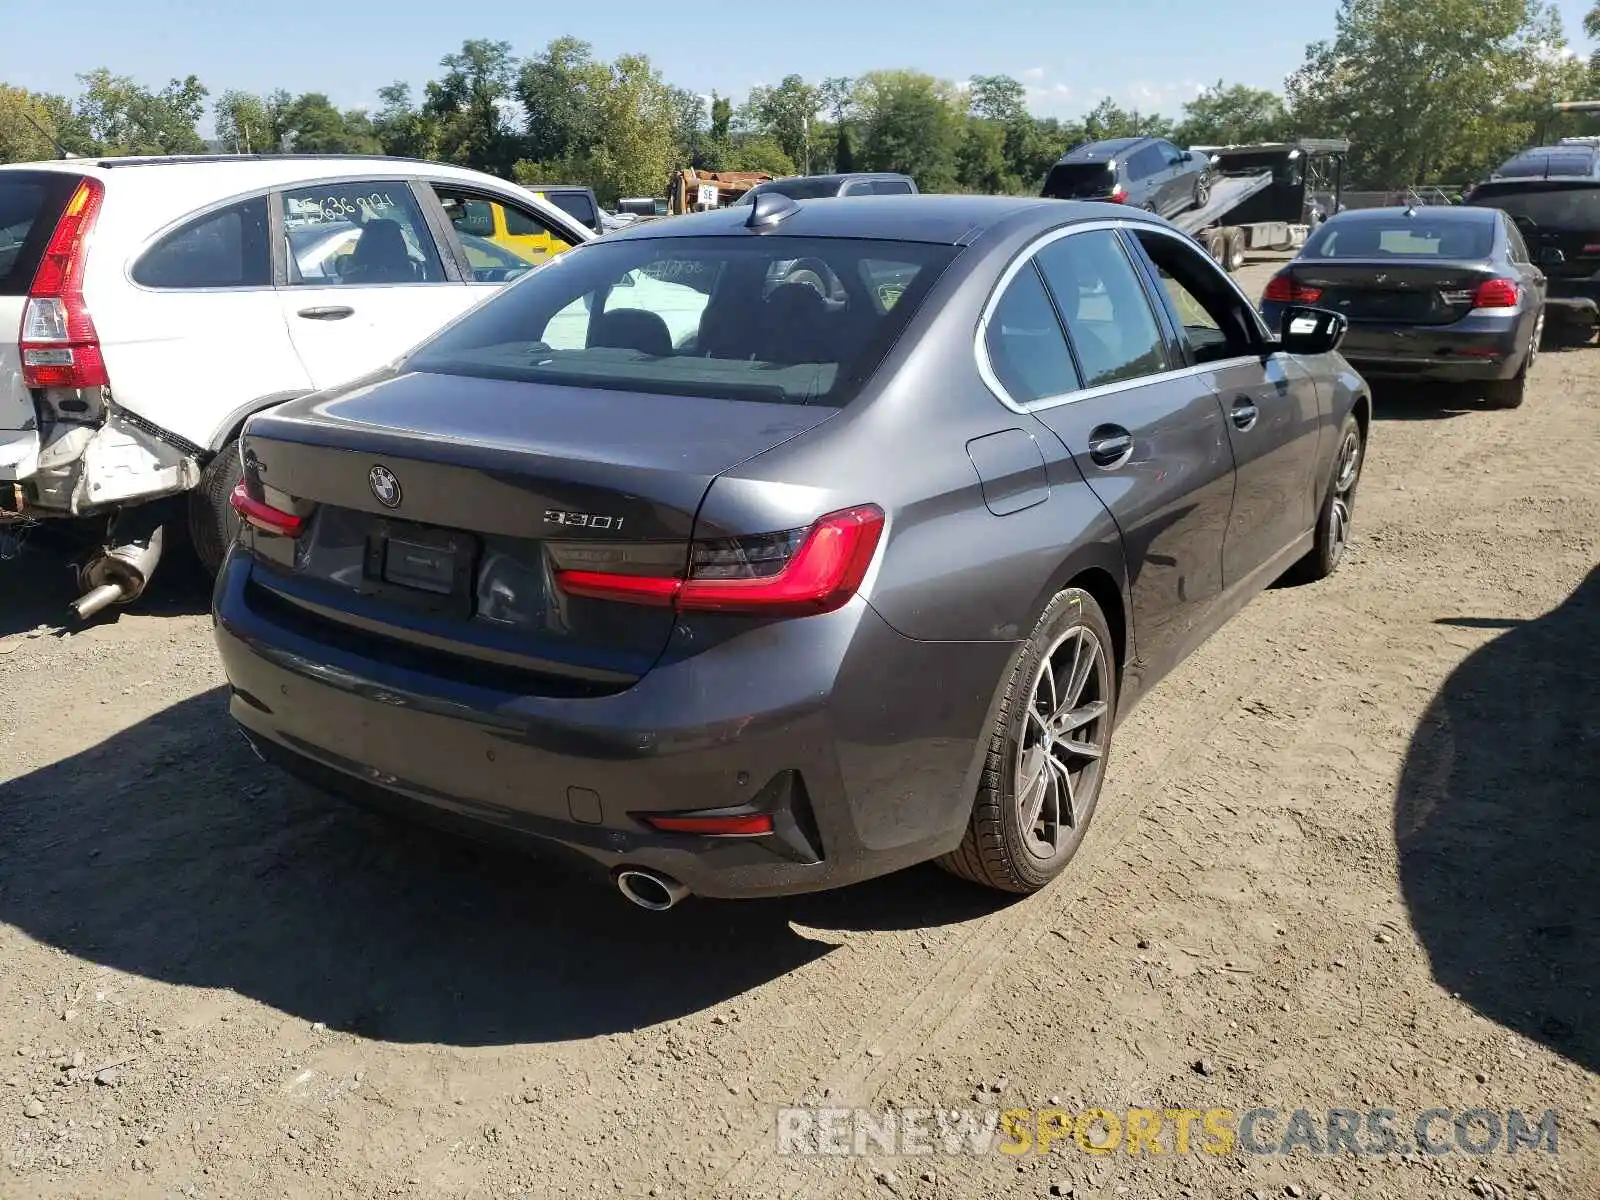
[1263,273,1324,304]
[229,482,306,538]
[1581,243,1600,256]
[556,504,885,617]
[1471,277,1520,309]
[1109,186,1127,204]
[19,178,107,390]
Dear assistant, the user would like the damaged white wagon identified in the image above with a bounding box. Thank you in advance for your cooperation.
[0,154,592,616]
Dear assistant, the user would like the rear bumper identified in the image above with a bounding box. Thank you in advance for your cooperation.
[1265,302,1528,381]
[212,550,1015,899]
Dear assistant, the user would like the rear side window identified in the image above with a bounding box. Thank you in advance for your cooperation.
[407,235,959,407]
[0,172,80,296]
[985,264,1080,402]
[1035,230,1168,388]
[133,197,271,289]
[1128,145,1166,179]
[872,180,915,195]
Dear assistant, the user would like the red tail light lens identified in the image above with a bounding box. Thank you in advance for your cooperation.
[1109,186,1127,204]
[556,504,885,617]
[230,482,306,538]
[1263,273,1324,304]
[19,178,107,390]
[1471,277,1520,309]
[641,812,774,836]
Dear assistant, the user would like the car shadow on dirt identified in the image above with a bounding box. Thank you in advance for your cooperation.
[1395,565,1598,1074]
[0,689,1006,1047]
[1366,380,1506,421]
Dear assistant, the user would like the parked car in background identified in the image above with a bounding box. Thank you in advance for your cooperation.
[0,154,592,618]
[519,184,606,235]
[214,194,1367,908]
[732,173,919,204]
[1043,137,1210,219]
[1260,205,1545,408]
[1466,154,1600,346]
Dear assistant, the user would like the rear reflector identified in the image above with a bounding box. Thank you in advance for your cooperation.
[641,812,774,836]
[230,482,306,538]
[19,178,107,390]
[556,504,885,617]
[1471,277,1520,309]
[1263,274,1324,303]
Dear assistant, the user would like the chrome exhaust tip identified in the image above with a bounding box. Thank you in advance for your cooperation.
[615,868,690,911]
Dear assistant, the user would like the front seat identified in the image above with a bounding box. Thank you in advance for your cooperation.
[759,283,835,364]
[343,219,418,284]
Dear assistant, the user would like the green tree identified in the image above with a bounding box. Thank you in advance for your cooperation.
[742,74,820,170]
[1287,0,1569,187]
[1173,81,1289,147]
[1081,97,1172,143]
[854,70,962,190]
[968,74,1028,125]
[727,134,795,175]
[669,86,711,167]
[517,37,606,166]
[0,85,63,162]
[424,38,519,174]
[214,90,274,153]
[819,77,855,172]
[274,93,382,154]
[956,117,1011,192]
[585,53,680,204]
[372,83,439,159]
[74,68,208,155]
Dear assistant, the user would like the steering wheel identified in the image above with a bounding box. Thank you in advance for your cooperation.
[782,257,839,300]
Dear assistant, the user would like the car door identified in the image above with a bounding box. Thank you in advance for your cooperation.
[1018,225,1237,684]
[274,178,470,391]
[102,191,312,452]
[1155,141,1190,213]
[1124,224,1323,590]
[1130,144,1172,214]
[427,184,583,306]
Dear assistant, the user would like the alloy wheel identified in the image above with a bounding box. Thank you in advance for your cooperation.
[1014,625,1111,860]
[1328,427,1362,566]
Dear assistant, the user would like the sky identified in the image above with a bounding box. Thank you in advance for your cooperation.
[6,0,1599,128]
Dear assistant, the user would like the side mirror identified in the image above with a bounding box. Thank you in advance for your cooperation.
[1537,246,1565,267]
[1181,150,1193,162]
[1279,305,1347,355]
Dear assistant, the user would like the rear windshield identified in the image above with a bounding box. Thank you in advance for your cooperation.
[1469,183,1600,232]
[0,172,80,296]
[1042,163,1115,199]
[756,178,851,201]
[1301,216,1495,260]
[406,234,959,406]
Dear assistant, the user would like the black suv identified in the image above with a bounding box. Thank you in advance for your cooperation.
[1042,137,1210,218]
[1467,143,1600,344]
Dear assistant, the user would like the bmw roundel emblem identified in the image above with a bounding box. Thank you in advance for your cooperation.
[369,464,402,508]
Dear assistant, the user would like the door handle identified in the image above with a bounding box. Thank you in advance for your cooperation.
[1087,425,1134,468]
[296,305,355,321]
[1230,395,1259,430]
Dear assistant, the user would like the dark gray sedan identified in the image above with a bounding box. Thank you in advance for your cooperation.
[213,195,1367,908]
[1260,205,1546,408]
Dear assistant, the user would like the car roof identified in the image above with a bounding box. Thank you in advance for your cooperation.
[1060,138,1146,163]
[0,154,589,248]
[1492,145,1600,180]
[1325,204,1498,224]
[600,194,1156,246]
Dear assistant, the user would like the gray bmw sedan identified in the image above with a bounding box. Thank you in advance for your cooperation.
[214,193,1368,907]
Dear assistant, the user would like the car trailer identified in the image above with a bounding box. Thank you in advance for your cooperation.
[1175,138,1349,272]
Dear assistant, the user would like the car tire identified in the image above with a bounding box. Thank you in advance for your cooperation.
[1202,227,1227,265]
[1194,173,1210,210]
[1224,228,1247,271]
[1286,413,1363,584]
[937,587,1118,894]
[1482,367,1527,409]
[189,439,244,577]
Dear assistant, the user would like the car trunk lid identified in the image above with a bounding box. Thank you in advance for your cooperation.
[1283,260,1505,325]
[237,369,837,691]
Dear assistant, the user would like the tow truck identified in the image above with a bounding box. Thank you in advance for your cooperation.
[1174,138,1349,271]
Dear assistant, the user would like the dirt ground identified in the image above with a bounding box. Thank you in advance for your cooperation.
[1,256,1597,1200]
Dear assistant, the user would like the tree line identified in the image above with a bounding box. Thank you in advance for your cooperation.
[3,0,1599,203]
